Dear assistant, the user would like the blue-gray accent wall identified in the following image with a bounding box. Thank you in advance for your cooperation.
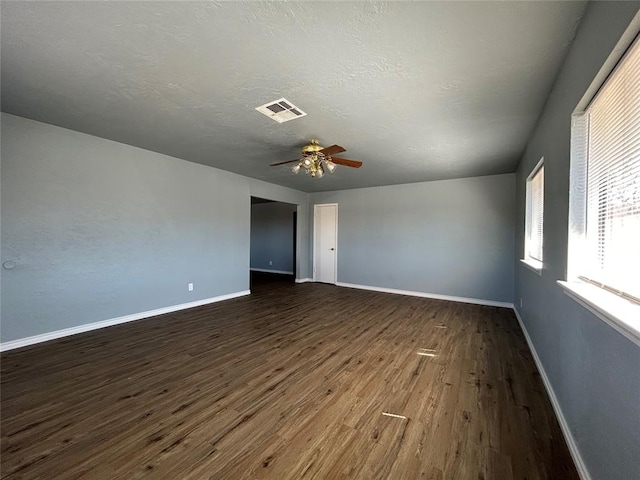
[310,173,516,304]
[0,113,309,343]
[251,202,296,273]
[514,3,640,480]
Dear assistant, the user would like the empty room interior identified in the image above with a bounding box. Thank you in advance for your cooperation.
[1,2,639,479]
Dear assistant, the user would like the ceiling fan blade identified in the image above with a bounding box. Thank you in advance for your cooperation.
[319,144,346,157]
[330,157,363,168]
[270,159,300,166]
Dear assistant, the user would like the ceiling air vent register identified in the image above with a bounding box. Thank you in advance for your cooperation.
[255,98,307,123]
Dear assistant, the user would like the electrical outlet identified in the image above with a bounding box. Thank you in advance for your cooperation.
[188,283,194,292]
[269,260,273,266]
[520,298,523,308]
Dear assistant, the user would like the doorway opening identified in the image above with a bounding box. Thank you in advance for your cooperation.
[250,196,297,291]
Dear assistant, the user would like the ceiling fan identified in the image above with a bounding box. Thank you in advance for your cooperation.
[270,140,363,178]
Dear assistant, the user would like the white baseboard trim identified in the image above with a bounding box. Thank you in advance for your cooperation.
[336,282,513,308]
[0,290,251,353]
[512,307,591,480]
[250,268,294,275]
[295,278,312,283]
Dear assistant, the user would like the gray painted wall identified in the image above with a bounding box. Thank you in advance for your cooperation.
[310,173,515,304]
[513,3,640,480]
[0,113,309,343]
[251,202,296,273]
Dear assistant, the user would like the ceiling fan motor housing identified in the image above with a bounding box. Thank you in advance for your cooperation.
[301,139,324,156]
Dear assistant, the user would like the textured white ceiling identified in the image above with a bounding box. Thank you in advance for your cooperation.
[1,1,587,192]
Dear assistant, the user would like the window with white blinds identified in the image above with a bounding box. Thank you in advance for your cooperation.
[525,161,544,265]
[576,36,640,303]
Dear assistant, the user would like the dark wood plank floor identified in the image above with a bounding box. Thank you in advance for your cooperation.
[1,275,578,479]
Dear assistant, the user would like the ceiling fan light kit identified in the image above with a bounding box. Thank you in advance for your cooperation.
[271,139,363,179]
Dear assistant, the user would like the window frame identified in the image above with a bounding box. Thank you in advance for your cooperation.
[522,158,545,274]
[561,31,640,347]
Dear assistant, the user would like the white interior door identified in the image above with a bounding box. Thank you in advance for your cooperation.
[314,204,337,284]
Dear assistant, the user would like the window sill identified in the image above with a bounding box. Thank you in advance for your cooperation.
[520,258,543,275]
[557,280,640,347]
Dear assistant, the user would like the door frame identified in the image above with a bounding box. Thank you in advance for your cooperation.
[313,203,338,283]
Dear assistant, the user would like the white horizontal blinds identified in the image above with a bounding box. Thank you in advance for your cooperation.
[527,166,544,262]
[585,36,640,302]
